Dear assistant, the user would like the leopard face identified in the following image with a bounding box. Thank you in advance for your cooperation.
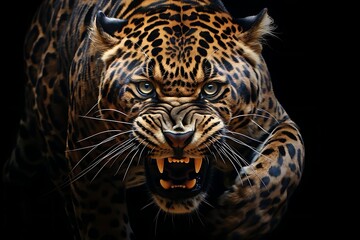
[94,4,271,214]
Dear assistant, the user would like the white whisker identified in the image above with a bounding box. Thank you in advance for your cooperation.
[225,129,262,143]
[72,139,135,183]
[95,108,128,117]
[230,113,273,120]
[84,102,98,116]
[123,148,140,181]
[154,208,162,237]
[79,115,133,125]
[221,135,272,163]
[256,108,279,123]
[114,144,138,175]
[137,141,148,165]
[217,145,241,176]
[222,142,250,167]
[250,119,270,134]
[207,138,226,165]
[71,131,127,172]
[77,129,132,143]
[195,208,205,227]
[89,140,135,181]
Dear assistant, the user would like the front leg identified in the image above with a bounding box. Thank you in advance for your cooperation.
[70,175,134,240]
[207,120,304,239]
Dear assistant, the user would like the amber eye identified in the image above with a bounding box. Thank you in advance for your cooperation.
[137,81,154,96]
[203,82,219,96]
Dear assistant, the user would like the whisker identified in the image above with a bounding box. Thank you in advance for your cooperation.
[122,148,140,181]
[77,129,133,143]
[220,135,272,163]
[141,200,155,211]
[94,108,128,117]
[79,115,133,125]
[89,140,135,181]
[207,138,226,165]
[137,141,148,165]
[216,143,241,177]
[202,140,217,160]
[220,138,272,190]
[114,144,138,175]
[223,142,250,168]
[154,208,162,237]
[216,143,248,186]
[225,129,262,143]
[230,113,273,120]
[250,119,270,134]
[74,139,136,183]
[84,102,98,116]
[256,108,279,123]
[71,132,127,171]
[195,208,205,227]
[82,140,135,183]
[201,197,214,209]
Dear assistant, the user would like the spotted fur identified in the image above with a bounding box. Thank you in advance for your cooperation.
[3,0,304,239]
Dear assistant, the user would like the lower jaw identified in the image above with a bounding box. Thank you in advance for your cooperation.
[152,192,207,214]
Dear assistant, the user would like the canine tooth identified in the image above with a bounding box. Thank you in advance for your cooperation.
[185,179,196,189]
[156,158,164,173]
[160,179,172,189]
[194,158,202,173]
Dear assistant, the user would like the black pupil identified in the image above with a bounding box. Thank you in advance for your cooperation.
[206,84,215,93]
[143,83,152,92]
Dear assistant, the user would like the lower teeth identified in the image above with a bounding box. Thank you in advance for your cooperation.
[159,179,197,190]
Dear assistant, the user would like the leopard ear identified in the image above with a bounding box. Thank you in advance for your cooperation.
[96,11,127,37]
[91,11,127,50]
[236,8,275,54]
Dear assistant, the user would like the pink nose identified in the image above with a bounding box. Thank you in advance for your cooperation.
[163,131,194,149]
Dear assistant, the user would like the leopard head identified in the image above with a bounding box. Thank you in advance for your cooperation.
[90,1,273,214]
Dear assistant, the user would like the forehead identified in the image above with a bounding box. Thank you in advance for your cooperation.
[116,3,243,95]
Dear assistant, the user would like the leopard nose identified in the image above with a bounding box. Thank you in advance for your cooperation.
[163,131,194,149]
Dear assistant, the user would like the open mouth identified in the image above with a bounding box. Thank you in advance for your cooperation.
[145,157,211,200]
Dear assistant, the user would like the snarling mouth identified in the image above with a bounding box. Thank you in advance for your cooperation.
[145,157,211,201]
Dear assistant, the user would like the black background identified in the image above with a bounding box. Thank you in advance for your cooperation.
[2,0,320,239]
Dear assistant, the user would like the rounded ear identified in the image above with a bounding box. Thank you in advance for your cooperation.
[235,8,275,54]
[90,11,128,51]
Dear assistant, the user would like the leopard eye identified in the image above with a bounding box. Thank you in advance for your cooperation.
[137,81,154,96]
[203,82,219,96]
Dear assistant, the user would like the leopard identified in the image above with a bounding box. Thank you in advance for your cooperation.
[3,0,305,239]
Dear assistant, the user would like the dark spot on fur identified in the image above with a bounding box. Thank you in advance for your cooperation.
[277,155,283,166]
[268,166,281,177]
[259,198,271,209]
[261,176,270,188]
[281,177,291,194]
[278,146,286,156]
[286,143,296,158]
[289,163,297,172]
